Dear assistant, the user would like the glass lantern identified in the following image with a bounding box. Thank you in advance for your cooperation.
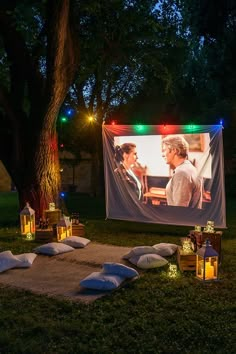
[196,239,219,281]
[49,202,55,211]
[194,225,202,232]
[204,220,215,233]
[181,237,192,253]
[20,203,36,241]
[168,264,178,278]
[56,216,72,241]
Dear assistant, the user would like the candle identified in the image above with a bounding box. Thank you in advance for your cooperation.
[24,223,31,234]
[205,262,214,279]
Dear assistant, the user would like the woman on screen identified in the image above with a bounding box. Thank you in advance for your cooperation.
[114,143,143,201]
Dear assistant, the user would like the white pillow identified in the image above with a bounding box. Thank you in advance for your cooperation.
[0,251,22,273]
[80,272,125,290]
[123,246,158,260]
[129,253,168,269]
[152,243,178,257]
[33,242,74,256]
[15,253,37,267]
[61,236,91,248]
[102,262,139,279]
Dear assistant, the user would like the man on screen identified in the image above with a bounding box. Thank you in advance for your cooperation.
[162,135,202,208]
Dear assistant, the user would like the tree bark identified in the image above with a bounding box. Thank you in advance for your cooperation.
[0,0,79,220]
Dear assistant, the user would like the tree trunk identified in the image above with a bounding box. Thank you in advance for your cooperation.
[5,125,60,221]
[0,0,79,220]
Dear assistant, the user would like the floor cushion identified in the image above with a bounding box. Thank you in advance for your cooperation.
[80,272,125,290]
[128,253,168,269]
[152,243,178,257]
[102,262,139,278]
[15,253,37,267]
[0,251,22,273]
[33,242,74,256]
[61,236,91,248]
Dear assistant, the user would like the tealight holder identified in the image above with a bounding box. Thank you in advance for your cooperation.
[204,220,215,233]
[181,237,192,253]
[194,225,201,232]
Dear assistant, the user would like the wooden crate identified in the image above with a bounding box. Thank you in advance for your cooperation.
[43,209,62,226]
[35,229,54,242]
[177,246,196,272]
[201,231,222,259]
[189,230,222,262]
[72,223,85,237]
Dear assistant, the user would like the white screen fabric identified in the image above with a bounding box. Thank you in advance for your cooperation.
[102,125,226,228]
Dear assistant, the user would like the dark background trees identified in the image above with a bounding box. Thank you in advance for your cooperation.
[58,0,187,195]
[0,0,236,218]
[0,0,79,218]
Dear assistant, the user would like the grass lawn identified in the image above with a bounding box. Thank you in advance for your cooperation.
[0,191,236,354]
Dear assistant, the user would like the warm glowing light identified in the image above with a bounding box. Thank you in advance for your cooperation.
[56,216,72,241]
[195,225,201,232]
[26,233,33,240]
[20,203,35,241]
[88,115,94,122]
[196,239,219,281]
[168,264,178,278]
[181,238,192,253]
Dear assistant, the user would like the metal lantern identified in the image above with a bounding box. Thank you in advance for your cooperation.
[196,239,219,281]
[20,203,36,241]
[56,216,72,241]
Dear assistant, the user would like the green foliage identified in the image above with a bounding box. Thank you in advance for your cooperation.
[174,0,236,124]
[0,192,236,353]
[0,192,19,227]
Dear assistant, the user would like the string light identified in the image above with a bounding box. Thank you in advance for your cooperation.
[88,115,95,122]
[134,124,150,134]
[219,119,224,128]
[60,116,68,123]
[65,108,73,116]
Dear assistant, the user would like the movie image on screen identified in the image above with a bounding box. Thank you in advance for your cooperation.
[103,125,226,228]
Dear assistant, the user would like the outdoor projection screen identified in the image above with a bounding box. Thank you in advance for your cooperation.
[102,124,226,228]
